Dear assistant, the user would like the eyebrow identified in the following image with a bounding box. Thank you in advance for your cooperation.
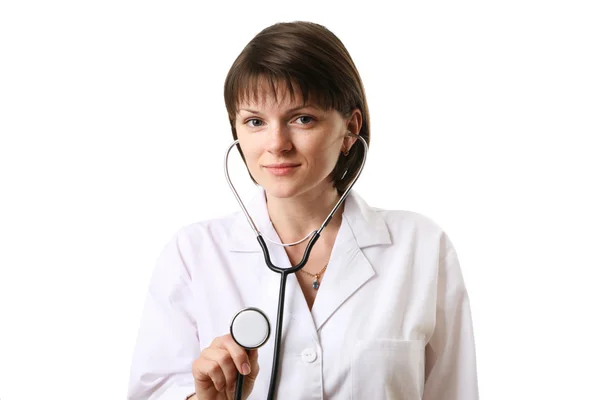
[239,105,320,114]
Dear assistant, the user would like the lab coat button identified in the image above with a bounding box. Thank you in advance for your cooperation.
[301,348,317,363]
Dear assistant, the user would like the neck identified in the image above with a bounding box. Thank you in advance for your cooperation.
[266,186,344,243]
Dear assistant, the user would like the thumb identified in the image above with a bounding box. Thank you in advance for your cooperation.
[240,350,260,400]
[246,349,260,381]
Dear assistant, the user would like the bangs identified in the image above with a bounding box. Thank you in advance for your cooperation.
[225,65,348,121]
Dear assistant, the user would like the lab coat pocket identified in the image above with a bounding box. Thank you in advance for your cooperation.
[351,339,425,400]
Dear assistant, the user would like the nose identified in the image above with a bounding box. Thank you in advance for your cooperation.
[265,123,293,154]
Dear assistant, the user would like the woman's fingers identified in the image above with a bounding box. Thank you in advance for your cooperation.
[192,357,226,392]
[192,333,261,399]
[200,347,239,391]
[213,335,253,378]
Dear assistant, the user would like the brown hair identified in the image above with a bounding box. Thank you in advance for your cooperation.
[223,21,370,193]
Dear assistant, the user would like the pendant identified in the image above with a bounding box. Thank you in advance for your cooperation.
[312,277,320,290]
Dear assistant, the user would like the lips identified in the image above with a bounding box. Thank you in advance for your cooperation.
[263,163,300,176]
[264,163,300,168]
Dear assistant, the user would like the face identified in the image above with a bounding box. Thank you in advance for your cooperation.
[235,83,359,200]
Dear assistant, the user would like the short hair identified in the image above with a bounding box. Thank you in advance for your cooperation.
[223,21,370,193]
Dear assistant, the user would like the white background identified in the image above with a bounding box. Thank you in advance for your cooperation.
[1,0,599,399]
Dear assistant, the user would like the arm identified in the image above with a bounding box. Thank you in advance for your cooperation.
[423,240,479,399]
[127,229,199,400]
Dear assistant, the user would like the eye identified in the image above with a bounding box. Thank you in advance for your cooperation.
[245,118,264,128]
[295,115,314,125]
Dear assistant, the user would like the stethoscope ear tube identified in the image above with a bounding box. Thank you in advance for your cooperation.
[224,134,369,247]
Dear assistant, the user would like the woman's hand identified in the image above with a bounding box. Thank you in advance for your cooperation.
[192,334,260,400]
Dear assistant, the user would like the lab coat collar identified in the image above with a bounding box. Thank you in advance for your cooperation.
[227,188,391,252]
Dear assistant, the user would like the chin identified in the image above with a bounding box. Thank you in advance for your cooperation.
[261,181,305,199]
[259,176,334,200]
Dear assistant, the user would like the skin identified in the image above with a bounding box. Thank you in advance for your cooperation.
[192,80,362,399]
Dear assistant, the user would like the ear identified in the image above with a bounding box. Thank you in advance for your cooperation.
[344,108,363,151]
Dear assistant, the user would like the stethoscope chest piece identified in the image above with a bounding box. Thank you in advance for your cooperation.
[230,307,271,350]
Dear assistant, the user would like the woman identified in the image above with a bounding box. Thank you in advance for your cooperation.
[128,21,479,400]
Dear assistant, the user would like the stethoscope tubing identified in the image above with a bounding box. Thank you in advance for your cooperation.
[225,134,368,400]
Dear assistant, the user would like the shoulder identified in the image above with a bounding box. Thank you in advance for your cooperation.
[376,207,444,234]
[181,211,239,237]
[173,210,243,244]
[162,210,246,258]
[371,206,456,258]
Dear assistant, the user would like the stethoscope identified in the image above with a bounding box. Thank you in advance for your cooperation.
[223,133,368,400]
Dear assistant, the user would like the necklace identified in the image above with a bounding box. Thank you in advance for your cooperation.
[297,263,328,290]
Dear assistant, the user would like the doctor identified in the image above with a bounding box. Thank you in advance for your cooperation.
[128,21,479,400]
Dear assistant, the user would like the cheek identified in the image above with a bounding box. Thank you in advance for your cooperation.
[306,143,341,171]
[240,145,260,167]
[237,134,259,159]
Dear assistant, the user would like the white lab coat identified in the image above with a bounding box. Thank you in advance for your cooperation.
[127,189,479,400]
